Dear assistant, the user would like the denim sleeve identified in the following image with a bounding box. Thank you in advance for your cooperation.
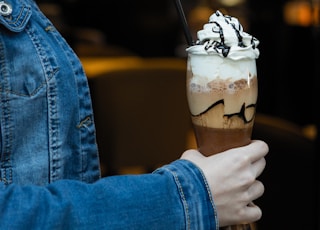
[154,160,219,230]
[0,160,218,230]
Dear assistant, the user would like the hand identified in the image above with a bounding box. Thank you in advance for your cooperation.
[180,140,268,227]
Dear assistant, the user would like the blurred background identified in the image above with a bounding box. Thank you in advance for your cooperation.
[36,0,319,128]
[36,0,319,229]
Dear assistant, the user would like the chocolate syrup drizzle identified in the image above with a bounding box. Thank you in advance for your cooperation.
[192,100,256,124]
[200,11,258,57]
[192,11,258,125]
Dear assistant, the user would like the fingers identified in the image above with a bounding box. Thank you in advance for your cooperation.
[247,140,269,162]
[181,140,269,164]
[221,195,263,226]
[180,141,268,227]
[233,181,264,225]
[252,157,266,178]
[225,140,268,162]
[211,140,268,167]
[243,202,263,223]
[237,181,264,224]
[247,180,264,202]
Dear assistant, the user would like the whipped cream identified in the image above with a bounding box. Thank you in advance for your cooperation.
[187,10,259,60]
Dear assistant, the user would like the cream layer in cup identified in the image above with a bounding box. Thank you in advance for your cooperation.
[186,10,260,155]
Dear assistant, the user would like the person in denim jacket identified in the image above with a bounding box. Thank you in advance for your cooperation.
[0,0,268,229]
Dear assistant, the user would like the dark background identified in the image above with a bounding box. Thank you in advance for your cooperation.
[37,0,319,127]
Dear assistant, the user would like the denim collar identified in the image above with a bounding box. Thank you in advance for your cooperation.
[0,0,31,32]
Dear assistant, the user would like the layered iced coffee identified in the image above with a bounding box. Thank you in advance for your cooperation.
[186,10,259,156]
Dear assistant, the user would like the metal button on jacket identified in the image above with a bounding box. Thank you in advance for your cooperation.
[0,1,12,16]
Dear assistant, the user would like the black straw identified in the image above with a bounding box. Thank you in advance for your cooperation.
[173,0,194,46]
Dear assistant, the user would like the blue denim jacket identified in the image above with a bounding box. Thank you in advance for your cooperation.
[0,0,100,185]
[0,0,218,229]
[0,160,218,229]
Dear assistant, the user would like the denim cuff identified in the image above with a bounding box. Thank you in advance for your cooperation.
[154,160,219,230]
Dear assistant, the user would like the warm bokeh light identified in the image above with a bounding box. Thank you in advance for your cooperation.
[284,0,319,26]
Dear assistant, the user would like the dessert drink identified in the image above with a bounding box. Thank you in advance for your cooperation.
[186,10,260,230]
[186,10,259,156]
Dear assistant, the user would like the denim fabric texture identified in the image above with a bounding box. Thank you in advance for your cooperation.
[0,0,100,185]
[0,160,218,230]
[0,0,218,229]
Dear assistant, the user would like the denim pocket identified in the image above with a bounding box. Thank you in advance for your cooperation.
[0,27,59,97]
[0,0,60,97]
[1,24,62,97]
